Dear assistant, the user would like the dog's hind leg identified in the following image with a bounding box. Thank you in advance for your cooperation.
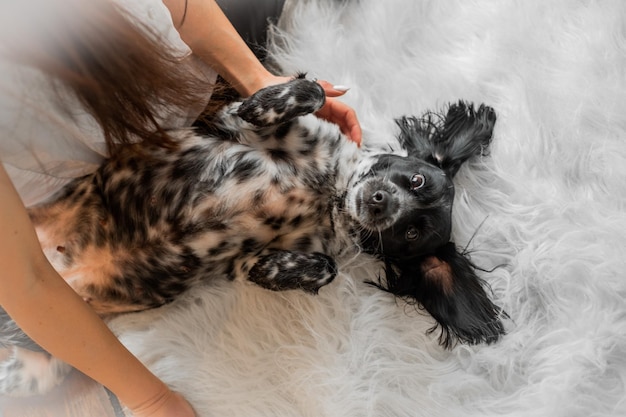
[0,347,72,397]
[245,249,337,294]
[0,307,72,396]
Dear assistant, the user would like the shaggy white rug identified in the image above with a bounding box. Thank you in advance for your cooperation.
[110,1,626,416]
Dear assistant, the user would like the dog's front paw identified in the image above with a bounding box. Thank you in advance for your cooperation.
[248,250,337,294]
[237,76,326,127]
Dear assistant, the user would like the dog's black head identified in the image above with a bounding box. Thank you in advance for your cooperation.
[351,153,455,259]
[349,101,505,347]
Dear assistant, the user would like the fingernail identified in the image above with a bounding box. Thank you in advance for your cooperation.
[333,85,351,92]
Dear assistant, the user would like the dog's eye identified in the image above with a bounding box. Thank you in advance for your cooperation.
[410,173,425,190]
[406,226,419,241]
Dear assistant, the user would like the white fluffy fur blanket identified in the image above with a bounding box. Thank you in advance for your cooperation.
[110,1,626,416]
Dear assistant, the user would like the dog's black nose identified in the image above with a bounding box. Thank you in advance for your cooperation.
[368,190,392,218]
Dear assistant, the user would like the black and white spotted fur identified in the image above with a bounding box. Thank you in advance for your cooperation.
[0,76,503,396]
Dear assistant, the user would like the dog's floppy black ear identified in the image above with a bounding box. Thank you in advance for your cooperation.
[432,101,496,177]
[396,101,496,177]
[371,242,505,348]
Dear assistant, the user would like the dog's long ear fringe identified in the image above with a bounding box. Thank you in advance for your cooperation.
[396,101,496,178]
[367,242,506,349]
[432,101,496,177]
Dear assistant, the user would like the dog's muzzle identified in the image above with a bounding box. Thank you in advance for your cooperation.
[349,179,403,231]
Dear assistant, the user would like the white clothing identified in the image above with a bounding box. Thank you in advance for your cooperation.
[0,0,217,206]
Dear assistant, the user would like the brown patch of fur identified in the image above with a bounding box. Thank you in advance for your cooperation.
[421,256,454,295]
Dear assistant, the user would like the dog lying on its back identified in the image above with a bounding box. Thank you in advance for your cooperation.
[0,76,503,396]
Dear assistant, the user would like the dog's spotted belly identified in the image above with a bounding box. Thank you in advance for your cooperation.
[32,172,334,315]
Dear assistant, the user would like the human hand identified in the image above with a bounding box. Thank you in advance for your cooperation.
[132,390,196,417]
[315,80,362,146]
[254,75,362,146]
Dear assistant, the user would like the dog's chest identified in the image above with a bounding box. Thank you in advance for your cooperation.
[183,159,336,260]
[176,132,361,263]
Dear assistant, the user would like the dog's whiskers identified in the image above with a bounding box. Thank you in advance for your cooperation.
[375,229,385,254]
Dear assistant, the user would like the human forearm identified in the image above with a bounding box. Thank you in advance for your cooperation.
[0,165,187,415]
[6,266,168,410]
[164,0,277,96]
[162,0,362,143]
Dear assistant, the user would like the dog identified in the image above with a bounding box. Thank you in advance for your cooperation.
[0,76,503,396]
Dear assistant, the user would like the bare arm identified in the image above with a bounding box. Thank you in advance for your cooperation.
[163,0,362,144]
[163,0,276,96]
[0,164,194,417]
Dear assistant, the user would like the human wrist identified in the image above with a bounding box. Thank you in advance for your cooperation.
[127,381,171,416]
[234,68,280,97]
[128,384,196,417]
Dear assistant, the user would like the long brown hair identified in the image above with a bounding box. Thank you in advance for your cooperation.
[3,0,208,155]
